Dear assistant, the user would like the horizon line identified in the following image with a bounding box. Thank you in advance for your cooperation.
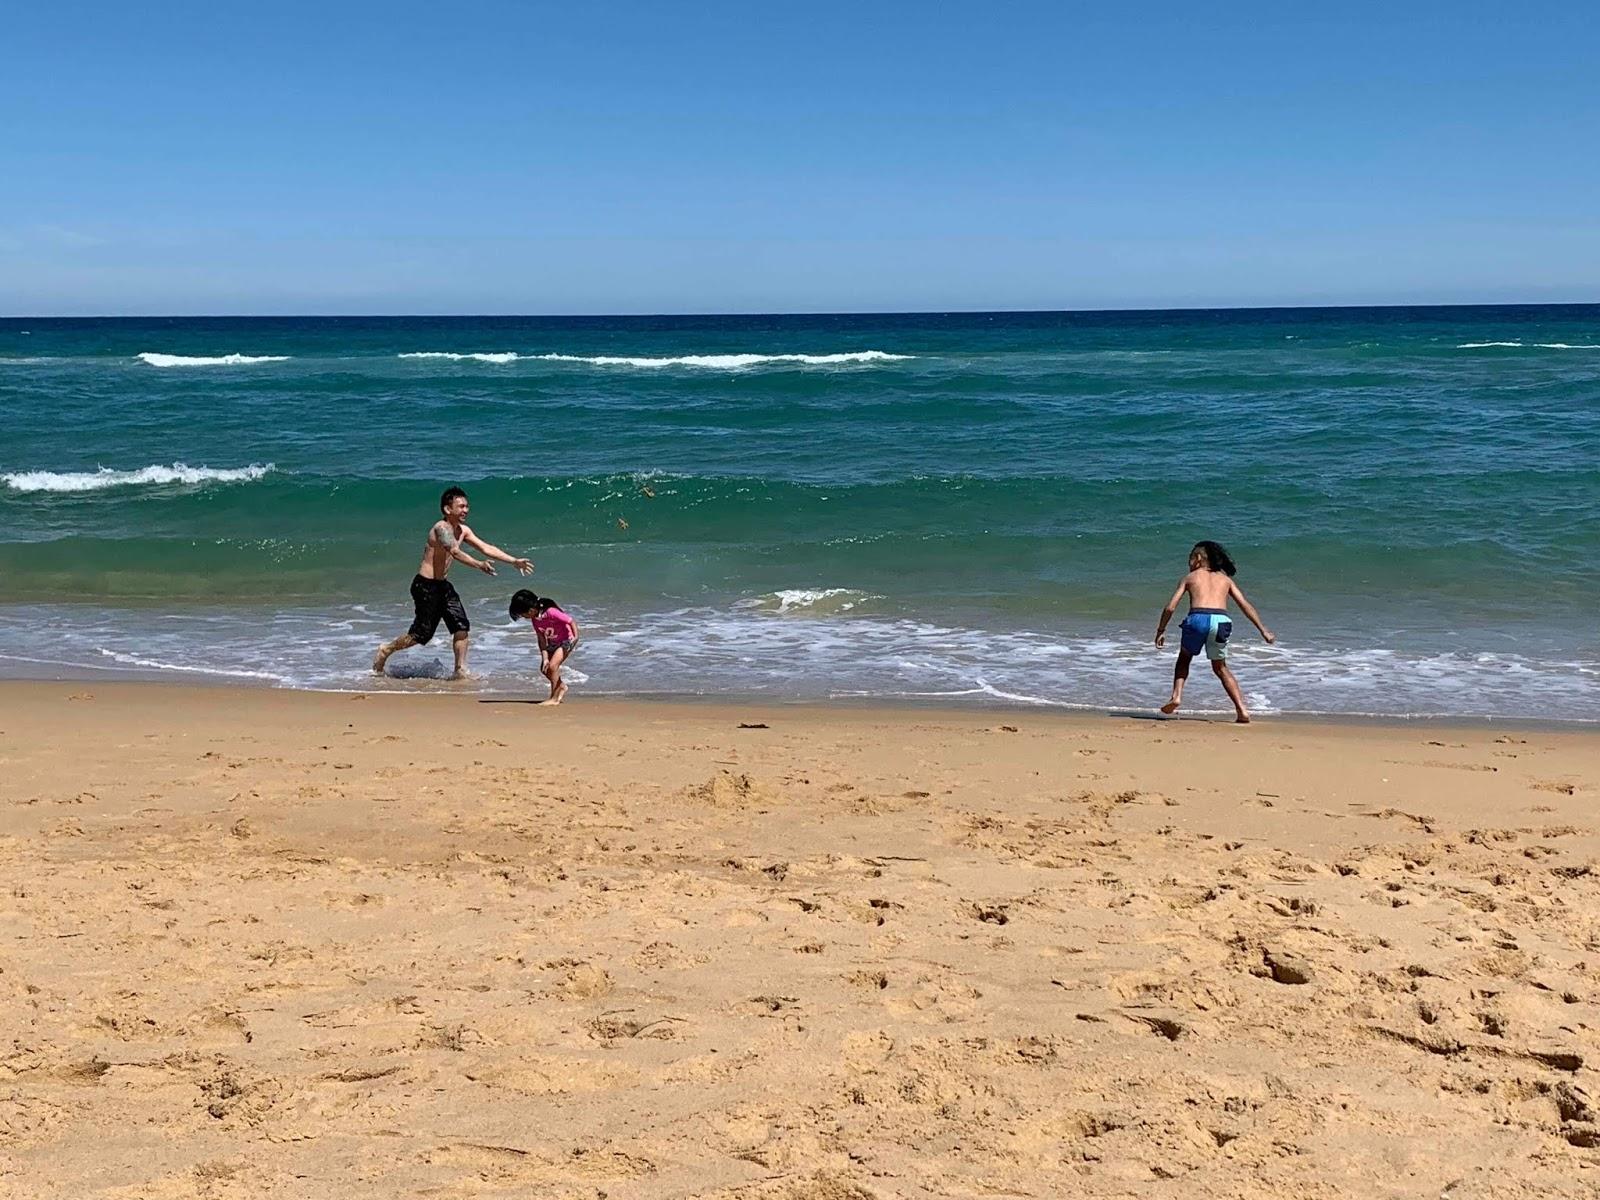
[3,298,1599,322]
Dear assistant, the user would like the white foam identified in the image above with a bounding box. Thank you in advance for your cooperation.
[1455,341,1600,350]
[534,351,913,369]
[1,463,274,493]
[397,351,521,364]
[95,648,289,682]
[740,588,878,615]
[972,678,1074,706]
[3,601,1595,722]
[137,352,291,367]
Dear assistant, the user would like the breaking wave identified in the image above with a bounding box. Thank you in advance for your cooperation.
[1455,341,1600,350]
[137,352,292,367]
[2,463,275,493]
[738,588,879,615]
[536,350,913,369]
[396,350,913,369]
[397,351,520,364]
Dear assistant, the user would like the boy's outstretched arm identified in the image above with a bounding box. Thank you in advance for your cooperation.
[462,526,534,576]
[1228,579,1276,643]
[1154,580,1187,647]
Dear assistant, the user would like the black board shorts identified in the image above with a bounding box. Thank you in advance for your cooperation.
[408,575,469,644]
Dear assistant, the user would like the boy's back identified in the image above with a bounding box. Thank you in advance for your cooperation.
[1184,568,1233,609]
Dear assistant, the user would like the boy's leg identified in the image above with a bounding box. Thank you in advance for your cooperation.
[1212,660,1251,723]
[380,577,442,674]
[373,632,416,674]
[450,631,471,680]
[1162,651,1194,714]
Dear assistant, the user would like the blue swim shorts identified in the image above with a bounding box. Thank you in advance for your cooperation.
[1179,608,1233,661]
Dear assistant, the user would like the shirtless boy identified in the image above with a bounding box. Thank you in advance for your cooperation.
[373,486,533,680]
[1154,540,1275,723]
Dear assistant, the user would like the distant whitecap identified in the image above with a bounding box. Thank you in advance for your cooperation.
[137,352,291,367]
[2,463,275,493]
[397,351,521,364]
[535,350,914,369]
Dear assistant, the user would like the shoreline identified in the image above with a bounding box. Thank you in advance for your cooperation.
[0,672,1593,735]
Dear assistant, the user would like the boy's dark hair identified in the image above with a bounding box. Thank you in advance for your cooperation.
[508,589,538,619]
[440,485,467,513]
[1193,540,1237,577]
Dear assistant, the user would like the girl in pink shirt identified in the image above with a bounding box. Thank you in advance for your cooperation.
[509,590,581,704]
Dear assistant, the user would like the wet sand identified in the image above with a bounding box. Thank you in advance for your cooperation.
[2,682,1596,1198]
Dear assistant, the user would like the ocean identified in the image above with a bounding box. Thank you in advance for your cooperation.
[2,307,1596,720]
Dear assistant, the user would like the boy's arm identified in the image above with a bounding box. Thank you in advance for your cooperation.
[462,526,533,576]
[437,521,495,574]
[1228,580,1275,643]
[1154,579,1187,647]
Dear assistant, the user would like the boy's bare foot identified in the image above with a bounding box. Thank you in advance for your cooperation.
[1235,714,1252,724]
[448,670,475,682]
[372,648,391,675]
[1160,700,1180,714]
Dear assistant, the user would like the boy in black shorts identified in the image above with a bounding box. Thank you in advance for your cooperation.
[372,486,533,680]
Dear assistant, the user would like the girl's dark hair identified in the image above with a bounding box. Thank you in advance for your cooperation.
[1192,540,1237,577]
[508,589,538,618]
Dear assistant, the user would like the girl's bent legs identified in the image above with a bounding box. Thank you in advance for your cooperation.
[541,647,569,704]
[1162,650,1194,714]
[1212,660,1250,723]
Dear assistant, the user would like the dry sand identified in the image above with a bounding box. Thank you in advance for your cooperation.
[1,682,1596,1198]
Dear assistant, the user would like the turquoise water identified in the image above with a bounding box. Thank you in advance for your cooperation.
[2,307,1597,718]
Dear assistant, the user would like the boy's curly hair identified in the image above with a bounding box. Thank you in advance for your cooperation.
[1193,540,1237,577]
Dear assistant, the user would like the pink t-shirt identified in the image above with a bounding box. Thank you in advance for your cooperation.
[533,605,577,646]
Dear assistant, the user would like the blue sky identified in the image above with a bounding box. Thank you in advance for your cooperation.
[3,2,1597,314]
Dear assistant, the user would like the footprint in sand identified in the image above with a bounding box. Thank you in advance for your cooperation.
[885,975,983,1019]
[423,1142,549,1182]
[846,969,889,992]
[1531,780,1580,795]
[465,1057,640,1095]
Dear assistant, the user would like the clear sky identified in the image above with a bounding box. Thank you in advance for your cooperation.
[4,1,1597,315]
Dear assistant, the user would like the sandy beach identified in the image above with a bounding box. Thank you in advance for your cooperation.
[1,682,1596,1198]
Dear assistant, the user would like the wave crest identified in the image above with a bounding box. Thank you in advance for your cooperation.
[739,588,878,615]
[539,351,913,369]
[138,352,291,367]
[397,351,520,364]
[2,463,275,493]
[397,350,913,369]
[1456,341,1600,350]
